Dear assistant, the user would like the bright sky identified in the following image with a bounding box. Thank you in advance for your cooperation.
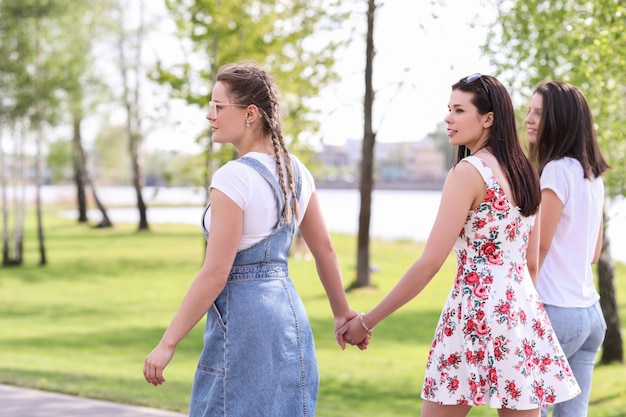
[317,1,497,145]
[144,0,497,152]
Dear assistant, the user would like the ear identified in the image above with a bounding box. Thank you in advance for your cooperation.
[246,104,260,124]
[483,111,494,128]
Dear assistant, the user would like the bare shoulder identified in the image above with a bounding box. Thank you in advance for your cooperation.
[443,160,486,208]
[447,160,484,187]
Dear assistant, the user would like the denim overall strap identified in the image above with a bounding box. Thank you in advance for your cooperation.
[235,155,302,230]
[236,156,286,226]
[226,156,302,280]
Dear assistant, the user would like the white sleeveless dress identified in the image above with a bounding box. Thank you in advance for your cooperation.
[421,156,580,410]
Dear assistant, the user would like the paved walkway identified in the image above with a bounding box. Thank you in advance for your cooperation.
[0,384,187,417]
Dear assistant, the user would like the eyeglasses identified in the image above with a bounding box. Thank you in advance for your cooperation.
[208,100,248,116]
[464,73,491,101]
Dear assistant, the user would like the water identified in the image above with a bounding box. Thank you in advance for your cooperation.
[49,186,625,264]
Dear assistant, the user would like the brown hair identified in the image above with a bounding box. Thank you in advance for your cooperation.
[452,74,541,217]
[529,81,609,179]
[216,62,299,222]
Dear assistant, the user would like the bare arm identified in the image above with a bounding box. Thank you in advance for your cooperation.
[144,189,242,385]
[526,207,540,286]
[592,221,603,264]
[340,162,482,343]
[298,192,358,347]
[537,189,563,273]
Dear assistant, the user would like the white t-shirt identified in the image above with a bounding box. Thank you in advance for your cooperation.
[536,157,604,307]
[203,152,315,250]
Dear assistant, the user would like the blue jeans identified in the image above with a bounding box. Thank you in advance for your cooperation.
[541,302,606,417]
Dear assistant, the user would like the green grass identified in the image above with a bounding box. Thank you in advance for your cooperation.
[1,213,625,416]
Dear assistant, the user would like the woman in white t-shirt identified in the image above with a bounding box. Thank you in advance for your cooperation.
[525,81,610,417]
[143,62,367,416]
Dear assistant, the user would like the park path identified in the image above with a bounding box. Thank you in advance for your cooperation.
[0,384,186,417]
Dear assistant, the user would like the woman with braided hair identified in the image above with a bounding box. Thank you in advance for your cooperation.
[143,62,364,417]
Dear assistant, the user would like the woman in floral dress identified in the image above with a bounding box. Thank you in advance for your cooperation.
[337,74,580,416]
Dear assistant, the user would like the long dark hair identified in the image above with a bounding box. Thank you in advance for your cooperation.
[529,81,609,179]
[452,75,541,217]
[216,62,299,222]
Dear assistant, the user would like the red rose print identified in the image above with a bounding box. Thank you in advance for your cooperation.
[473,285,489,299]
[448,377,460,390]
[492,197,508,211]
[476,322,490,336]
[465,271,481,285]
[473,392,485,405]
[489,368,498,383]
[523,343,533,357]
[464,319,475,333]
[484,188,495,202]
[469,380,478,393]
[535,385,545,399]
[473,219,486,229]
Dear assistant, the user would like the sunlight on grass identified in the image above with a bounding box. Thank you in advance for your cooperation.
[1,214,625,416]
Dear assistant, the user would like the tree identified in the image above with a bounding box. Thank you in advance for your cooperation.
[354,0,377,288]
[54,0,115,227]
[157,0,347,203]
[0,2,32,266]
[0,0,71,266]
[115,0,151,231]
[485,0,625,363]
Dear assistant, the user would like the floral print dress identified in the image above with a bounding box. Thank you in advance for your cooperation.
[421,156,580,410]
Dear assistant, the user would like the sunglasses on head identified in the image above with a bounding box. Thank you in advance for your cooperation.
[464,73,491,99]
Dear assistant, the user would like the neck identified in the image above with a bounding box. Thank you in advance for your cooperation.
[238,136,274,156]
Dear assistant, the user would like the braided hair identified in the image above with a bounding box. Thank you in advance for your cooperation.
[216,62,300,223]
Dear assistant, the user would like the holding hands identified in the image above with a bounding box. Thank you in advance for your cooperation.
[335,313,373,350]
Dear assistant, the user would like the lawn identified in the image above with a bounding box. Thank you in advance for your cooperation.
[1,214,625,416]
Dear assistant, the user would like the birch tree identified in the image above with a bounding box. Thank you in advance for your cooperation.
[485,0,625,363]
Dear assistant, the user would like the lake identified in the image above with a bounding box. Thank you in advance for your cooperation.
[46,186,626,264]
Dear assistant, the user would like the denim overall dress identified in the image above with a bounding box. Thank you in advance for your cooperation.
[189,156,319,417]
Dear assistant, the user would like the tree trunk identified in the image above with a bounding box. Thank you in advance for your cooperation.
[34,21,46,266]
[90,184,113,228]
[117,0,149,231]
[1,125,10,266]
[130,136,149,230]
[11,125,27,266]
[598,200,623,363]
[72,117,88,223]
[355,0,376,288]
[72,115,113,228]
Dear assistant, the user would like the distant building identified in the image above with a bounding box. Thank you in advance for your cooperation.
[316,136,447,190]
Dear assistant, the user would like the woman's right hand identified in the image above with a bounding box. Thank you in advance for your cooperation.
[336,314,371,350]
[143,344,176,386]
